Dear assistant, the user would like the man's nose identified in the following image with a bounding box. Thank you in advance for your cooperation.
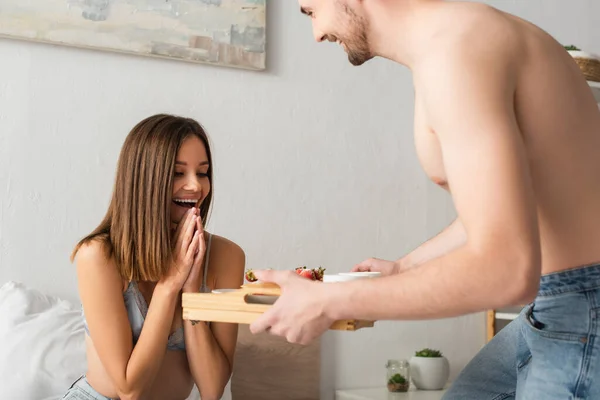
[313,26,325,42]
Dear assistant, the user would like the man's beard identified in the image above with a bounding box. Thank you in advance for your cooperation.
[342,5,372,66]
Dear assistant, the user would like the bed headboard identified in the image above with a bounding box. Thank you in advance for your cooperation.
[231,324,320,400]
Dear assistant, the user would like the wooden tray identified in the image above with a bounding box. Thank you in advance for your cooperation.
[182,282,374,331]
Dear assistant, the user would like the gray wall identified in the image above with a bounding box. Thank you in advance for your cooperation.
[1,0,598,397]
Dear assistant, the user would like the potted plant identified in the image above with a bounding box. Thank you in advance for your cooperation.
[409,348,449,390]
[564,44,600,82]
[385,359,410,392]
[387,373,410,393]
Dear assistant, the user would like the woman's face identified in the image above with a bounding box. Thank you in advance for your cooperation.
[170,135,211,225]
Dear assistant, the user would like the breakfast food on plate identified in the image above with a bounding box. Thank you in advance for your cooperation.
[295,266,316,280]
[245,269,257,282]
[244,266,326,283]
[313,266,325,281]
[295,266,326,281]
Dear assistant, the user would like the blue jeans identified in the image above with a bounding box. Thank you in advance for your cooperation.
[443,263,600,399]
[62,375,116,400]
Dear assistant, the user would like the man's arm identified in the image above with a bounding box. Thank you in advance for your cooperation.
[353,219,465,275]
[397,218,466,272]
[330,39,541,321]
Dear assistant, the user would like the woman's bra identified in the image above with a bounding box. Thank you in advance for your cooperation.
[82,233,213,351]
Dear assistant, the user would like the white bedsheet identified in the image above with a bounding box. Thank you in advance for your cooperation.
[0,281,86,400]
[0,281,215,400]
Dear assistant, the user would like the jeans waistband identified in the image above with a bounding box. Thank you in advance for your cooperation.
[73,375,115,400]
[538,262,600,296]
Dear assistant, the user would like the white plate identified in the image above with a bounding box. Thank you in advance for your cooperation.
[323,274,359,283]
[211,289,238,294]
[322,272,381,282]
[338,271,381,278]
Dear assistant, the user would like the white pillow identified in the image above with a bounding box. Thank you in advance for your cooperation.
[0,281,229,400]
[0,281,87,400]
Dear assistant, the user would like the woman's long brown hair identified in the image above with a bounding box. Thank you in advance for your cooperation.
[71,114,213,282]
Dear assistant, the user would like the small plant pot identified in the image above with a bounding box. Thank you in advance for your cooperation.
[387,382,410,393]
[409,356,449,390]
[568,50,600,82]
[386,360,411,393]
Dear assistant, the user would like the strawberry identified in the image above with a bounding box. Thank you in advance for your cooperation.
[298,268,315,280]
[293,265,326,281]
[313,266,326,281]
[245,269,257,282]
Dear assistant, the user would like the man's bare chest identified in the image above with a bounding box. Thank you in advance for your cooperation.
[414,97,448,190]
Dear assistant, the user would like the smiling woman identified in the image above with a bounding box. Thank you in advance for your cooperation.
[64,114,245,400]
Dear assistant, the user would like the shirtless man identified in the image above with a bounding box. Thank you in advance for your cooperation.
[250,0,600,398]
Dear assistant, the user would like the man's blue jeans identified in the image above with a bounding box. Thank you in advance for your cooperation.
[443,263,600,399]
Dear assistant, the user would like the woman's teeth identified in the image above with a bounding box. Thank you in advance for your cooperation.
[173,199,199,208]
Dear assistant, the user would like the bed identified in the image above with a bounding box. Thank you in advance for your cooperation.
[0,280,320,400]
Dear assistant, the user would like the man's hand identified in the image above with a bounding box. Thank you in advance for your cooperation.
[249,270,334,345]
[352,257,401,276]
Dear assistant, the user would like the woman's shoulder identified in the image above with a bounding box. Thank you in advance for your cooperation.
[75,235,113,264]
[209,233,243,252]
[208,233,245,270]
[74,237,124,288]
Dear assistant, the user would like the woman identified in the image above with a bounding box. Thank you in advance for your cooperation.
[63,114,245,400]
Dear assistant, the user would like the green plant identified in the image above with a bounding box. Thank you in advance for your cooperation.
[415,348,443,357]
[388,373,407,385]
[387,373,409,393]
[564,45,580,51]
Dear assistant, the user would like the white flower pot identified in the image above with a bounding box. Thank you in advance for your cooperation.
[409,356,449,390]
[568,50,600,61]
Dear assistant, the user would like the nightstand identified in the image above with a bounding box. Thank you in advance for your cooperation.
[335,387,447,400]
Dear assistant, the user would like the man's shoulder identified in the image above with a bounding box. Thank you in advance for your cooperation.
[430,4,524,54]
[416,5,523,84]
[435,2,515,34]
[412,5,526,118]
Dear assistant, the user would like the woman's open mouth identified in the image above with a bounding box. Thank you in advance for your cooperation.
[172,198,200,209]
